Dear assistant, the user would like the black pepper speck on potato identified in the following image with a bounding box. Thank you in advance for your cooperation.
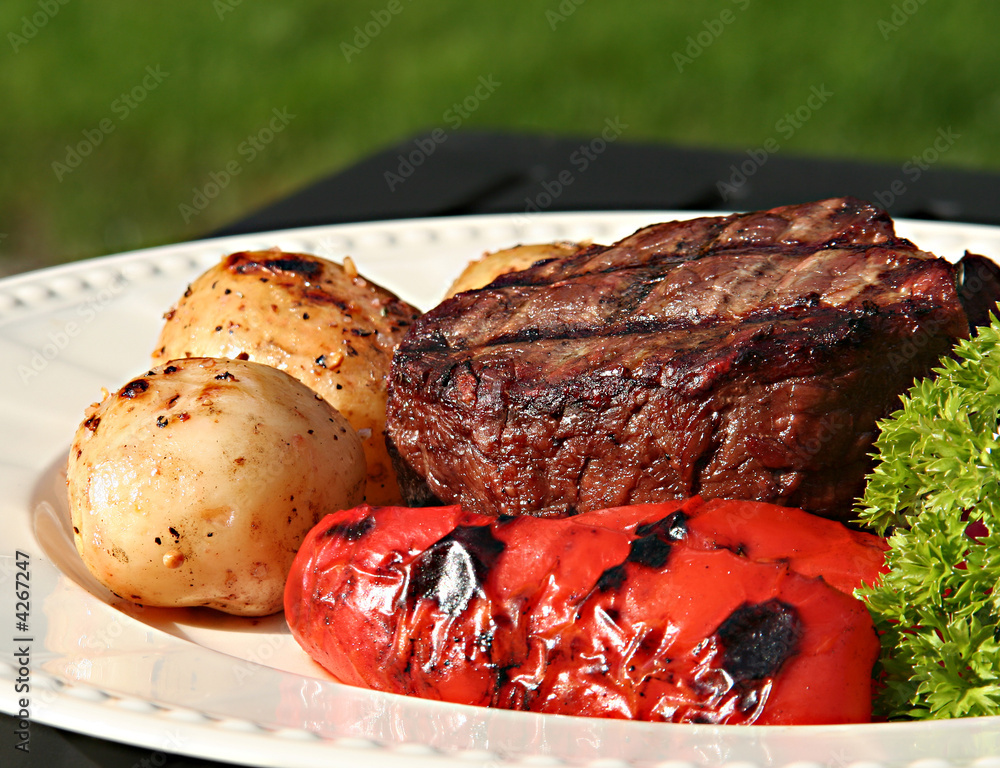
[67,357,366,616]
[152,249,421,506]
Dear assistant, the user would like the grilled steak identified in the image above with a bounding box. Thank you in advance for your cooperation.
[386,198,972,521]
[956,251,1000,333]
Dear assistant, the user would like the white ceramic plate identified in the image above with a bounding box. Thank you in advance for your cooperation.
[4,211,1000,768]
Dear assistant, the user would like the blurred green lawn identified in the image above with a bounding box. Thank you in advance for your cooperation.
[2,1,998,274]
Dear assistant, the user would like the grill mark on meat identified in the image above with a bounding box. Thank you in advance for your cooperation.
[491,198,897,289]
[423,304,933,405]
[387,197,971,520]
[415,245,944,357]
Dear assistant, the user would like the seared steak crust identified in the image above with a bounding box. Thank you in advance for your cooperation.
[386,198,970,520]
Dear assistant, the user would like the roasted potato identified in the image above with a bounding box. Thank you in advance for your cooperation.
[152,249,421,505]
[67,357,366,616]
[445,241,589,297]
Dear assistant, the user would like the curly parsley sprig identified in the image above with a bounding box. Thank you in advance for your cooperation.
[858,314,1000,719]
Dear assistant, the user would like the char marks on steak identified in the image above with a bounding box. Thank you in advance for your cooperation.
[386,198,971,521]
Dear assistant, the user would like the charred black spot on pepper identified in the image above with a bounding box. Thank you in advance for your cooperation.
[627,534,672,569]
[119,378,150,398]
[407,525,505,615]
[84,415,101,432]
[214,371,237,381]
[156,415,169,428]
[716,599,801,682]
[315,354,328,368]
[154,537,161,545]
[163,365,178,375]
[636,510,689,542]
[169,527,180,540]
[350,328,374,337]
[323,515,376,541]
[596,563,626,593]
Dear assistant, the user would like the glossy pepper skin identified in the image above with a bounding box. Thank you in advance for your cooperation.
[285,497,885,725]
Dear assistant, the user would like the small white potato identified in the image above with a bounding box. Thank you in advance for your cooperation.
[152,249,421,506]
[67,357,366,616]
[444,241,590,297]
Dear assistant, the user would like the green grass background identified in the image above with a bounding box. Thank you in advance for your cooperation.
[1,1,998,274]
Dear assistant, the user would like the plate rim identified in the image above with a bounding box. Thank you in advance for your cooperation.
[5,209,1000,768]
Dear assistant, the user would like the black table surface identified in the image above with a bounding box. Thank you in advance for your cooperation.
[7,130,1000,767]
[214,129,1000,235]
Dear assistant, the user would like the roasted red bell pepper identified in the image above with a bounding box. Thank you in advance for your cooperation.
[285,497,885,725]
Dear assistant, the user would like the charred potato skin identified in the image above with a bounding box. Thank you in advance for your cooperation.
[67,357,366,616]
[152,250,421,505]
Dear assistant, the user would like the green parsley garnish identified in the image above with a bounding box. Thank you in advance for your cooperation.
[858,314,1000,719]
